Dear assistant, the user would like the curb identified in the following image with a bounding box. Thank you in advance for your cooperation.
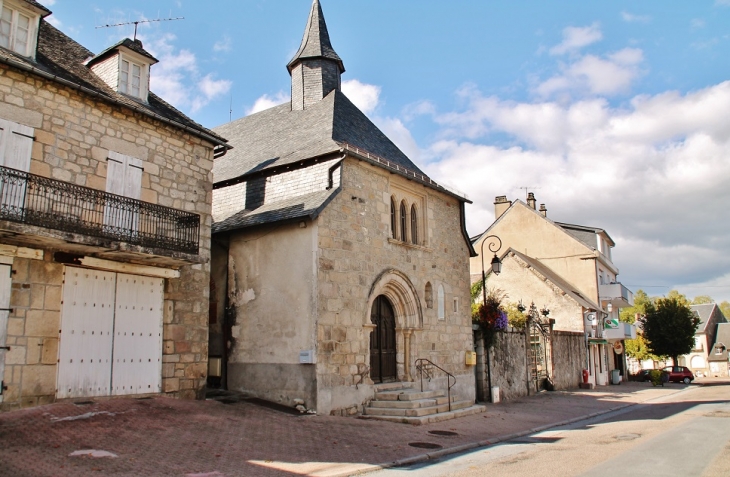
[330,385,698,477]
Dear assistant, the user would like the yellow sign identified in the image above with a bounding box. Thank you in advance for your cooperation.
[465,351,476,366]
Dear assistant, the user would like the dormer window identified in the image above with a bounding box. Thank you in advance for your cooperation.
[120,58,142,98]
[87,38,158,103]
[0,1,41,58]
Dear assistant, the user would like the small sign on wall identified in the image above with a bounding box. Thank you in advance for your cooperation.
[299,350,315,364]
[465,351,476,366]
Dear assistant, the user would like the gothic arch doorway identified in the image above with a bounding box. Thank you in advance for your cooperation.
[370,295,397,383]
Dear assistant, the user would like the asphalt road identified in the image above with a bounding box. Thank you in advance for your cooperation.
[366,384,730,477]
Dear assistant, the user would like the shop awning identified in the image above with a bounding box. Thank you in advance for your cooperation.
[587,338,609,345]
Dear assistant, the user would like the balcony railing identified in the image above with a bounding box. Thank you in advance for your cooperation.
[0,166,199,254]
[599,282,634,308]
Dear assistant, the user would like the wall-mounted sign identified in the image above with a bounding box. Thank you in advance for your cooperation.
[604,317,619,329]
[613,341,624,355]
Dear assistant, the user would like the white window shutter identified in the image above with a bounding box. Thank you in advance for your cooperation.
[0,118,33,172]
[105,152,126,196]
[124,156,143,201]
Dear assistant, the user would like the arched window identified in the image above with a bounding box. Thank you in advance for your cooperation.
[425,282,433,309]
[410,204,418,245]
[400,201,407,242]
[390,197,396,239]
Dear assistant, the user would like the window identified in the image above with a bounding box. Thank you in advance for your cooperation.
[104,151,143,231]
[0,5,34,57]
[410,204,418,245]
[453,297,459,313]
[399,201,407,242]
[390,197,396,239]
[0,117,33,171]
[0,117,33,210]
[425,282,433,309]
[120,59,143,98]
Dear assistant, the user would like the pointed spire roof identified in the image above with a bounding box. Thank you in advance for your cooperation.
[287,0,344,73]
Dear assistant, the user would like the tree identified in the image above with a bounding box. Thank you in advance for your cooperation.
[624,333,659,362]
[620,289,650,324]
[692,295,714,305]
[666,289,690,307]
[720,301,730,320]
[639,296,700,365]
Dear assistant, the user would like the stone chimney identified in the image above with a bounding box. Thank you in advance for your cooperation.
[539,203,547,217]
[494,195,511,220]
[527,192,536,210]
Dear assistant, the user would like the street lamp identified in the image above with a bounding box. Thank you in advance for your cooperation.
[480,234,503,307]
[479,234,502,403]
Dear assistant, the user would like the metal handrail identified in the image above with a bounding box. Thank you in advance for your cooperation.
[0,165,200,254]
[414,358,456,412]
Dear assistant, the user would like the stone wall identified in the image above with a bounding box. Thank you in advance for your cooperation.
[551,331,585,390]
[0,60,214,409]
[486,328,529,401]
[315,158,475,415]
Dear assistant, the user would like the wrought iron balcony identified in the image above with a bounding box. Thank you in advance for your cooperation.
[599,282,634,309]
[0,165,199,254]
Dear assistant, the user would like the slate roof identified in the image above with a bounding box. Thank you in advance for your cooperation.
[88,38,159,66]
[555,222,615,249]
[213,89,425,185]
[288,0,344,73]
[709,323,729,362]
[0,19,227,149]
[503,249,602,311]
[212,188,339,234]
[690,303,726,333]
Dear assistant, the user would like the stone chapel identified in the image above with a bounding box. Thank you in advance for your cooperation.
[209,0,478,417]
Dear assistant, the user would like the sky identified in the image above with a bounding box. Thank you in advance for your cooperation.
[41,1,730,304]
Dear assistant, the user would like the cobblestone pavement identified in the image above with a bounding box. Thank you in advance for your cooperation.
[0,381,712,477]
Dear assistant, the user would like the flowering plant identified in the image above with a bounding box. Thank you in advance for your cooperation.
[474,288,508,346]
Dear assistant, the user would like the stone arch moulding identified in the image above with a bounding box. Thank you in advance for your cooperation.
[366,268,423,330]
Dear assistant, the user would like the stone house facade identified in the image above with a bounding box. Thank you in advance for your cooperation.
[0,0,228,410]
[681,303,727,377]
[210,0,477,416]
[471,194,635,387]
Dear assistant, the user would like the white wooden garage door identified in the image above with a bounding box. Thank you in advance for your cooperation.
[57,268,163,399]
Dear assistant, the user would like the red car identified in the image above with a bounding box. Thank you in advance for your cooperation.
[661,366,694,384]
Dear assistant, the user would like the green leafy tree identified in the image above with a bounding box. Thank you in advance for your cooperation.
[504,302,526,329]
[666,289,690,307]
[692,295,714,305]
[639,296,700,365]
[620,289,650,324]
[720,301,730,321]
[624,333,659,362]
[470,281,483,322]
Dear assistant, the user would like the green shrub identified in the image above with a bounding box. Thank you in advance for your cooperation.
[649,369,665,386]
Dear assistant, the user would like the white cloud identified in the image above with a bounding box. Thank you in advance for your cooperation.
[421,81,730,298]
[144,33,232,115]
[535,48,644,98]
[213,36,232,53]
[690,18,706,29]
[549,23,602,55]
[42,0,56,5]
[46,15,61,28]
[621,11,651,23]
[246,92,289,115]
[342,79,381,115]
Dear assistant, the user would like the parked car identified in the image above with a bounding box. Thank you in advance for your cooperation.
[661,366,694,384]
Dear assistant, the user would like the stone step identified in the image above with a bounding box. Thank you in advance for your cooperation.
[373,382,414,392]
[364,398,474,418]
[368,398,439,409]
[361,403,487,425]
[374,389,444,401]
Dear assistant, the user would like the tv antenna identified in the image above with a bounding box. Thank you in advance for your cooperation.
[96,17,184,41]
[518,186,541,200]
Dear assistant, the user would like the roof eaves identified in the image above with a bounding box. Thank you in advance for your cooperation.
[340,142,471,203]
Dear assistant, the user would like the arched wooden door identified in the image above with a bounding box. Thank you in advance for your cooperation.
[370,295,397,383]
